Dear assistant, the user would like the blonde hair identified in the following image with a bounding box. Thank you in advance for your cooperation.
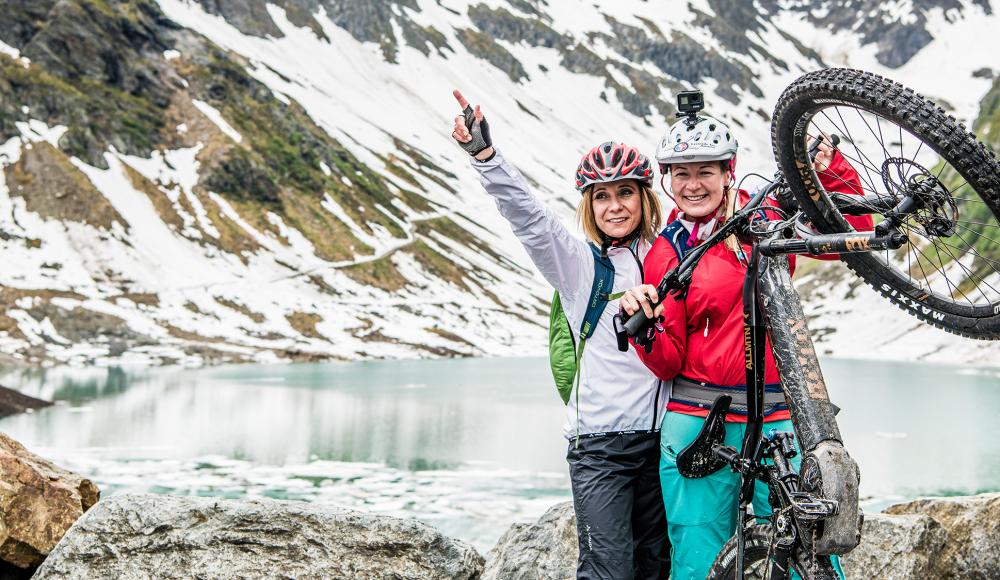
[721,182,742,255]
[576,183,663,245]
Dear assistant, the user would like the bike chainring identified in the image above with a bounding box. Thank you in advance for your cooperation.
[880,157,958,238]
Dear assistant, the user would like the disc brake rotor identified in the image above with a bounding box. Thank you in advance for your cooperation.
[880,157,958,237]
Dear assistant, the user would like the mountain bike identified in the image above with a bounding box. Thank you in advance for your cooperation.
[619,68,1000,579]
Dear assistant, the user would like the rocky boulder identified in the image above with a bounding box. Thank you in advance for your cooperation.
[487,494,1000,580]
[483,501,577,580]
[0,386,51,419]
[840,513,946,579]
[883,493,1000,579]
[0,434,99,570]
[32,493,484,579]
[837,492,1000,579]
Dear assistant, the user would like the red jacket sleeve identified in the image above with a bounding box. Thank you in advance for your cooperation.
[817,150,874,232]
[631,238,687,381]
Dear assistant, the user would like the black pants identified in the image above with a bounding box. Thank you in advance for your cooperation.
[567,431,670,580]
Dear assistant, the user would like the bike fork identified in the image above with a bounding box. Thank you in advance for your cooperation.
[757,255,862,555]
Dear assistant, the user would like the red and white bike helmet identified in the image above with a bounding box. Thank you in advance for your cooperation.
[574,141,654,193]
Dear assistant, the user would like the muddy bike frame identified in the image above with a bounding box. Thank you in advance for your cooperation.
[620,154,911,577]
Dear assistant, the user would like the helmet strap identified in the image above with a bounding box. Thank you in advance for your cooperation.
[600,227,641,256]
[659,175,675,204]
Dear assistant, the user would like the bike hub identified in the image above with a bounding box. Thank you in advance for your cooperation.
[879,157,958,238]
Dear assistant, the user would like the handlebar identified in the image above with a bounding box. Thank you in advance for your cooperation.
[759,230,908,256]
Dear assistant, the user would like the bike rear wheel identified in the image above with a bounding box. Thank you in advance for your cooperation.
[706,523,839,580]
[772,68,1000,338]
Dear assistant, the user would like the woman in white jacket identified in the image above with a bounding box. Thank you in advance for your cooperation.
[451,90,670,580]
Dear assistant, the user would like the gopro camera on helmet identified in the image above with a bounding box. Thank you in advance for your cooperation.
[676,89,704,127]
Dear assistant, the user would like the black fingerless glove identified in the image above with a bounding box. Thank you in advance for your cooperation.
[458,105,492,157]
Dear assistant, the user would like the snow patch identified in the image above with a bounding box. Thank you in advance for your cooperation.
[0,39,30,67]
[192,99,244,143]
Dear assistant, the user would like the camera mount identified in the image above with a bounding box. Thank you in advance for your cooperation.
[676,89,705,128]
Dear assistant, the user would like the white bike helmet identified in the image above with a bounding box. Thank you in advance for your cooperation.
[655,115,738,173]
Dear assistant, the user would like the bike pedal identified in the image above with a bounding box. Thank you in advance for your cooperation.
[788,492,838,520]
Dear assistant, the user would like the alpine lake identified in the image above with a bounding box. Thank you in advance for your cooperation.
[1,356,998,552]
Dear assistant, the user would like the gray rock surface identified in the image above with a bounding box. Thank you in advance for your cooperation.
[485,494,1000,580]
[840,513,946,579]
[883,492,1000,579]
[482,501,576,580]
[32,493,483,580]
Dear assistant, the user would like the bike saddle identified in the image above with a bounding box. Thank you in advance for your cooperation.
[677,394,732,478]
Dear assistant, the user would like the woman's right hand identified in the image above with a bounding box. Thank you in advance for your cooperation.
[452,90,494,160]
[621,285,663,319]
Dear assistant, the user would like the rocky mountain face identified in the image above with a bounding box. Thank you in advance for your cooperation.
[0,0,541,365]
[0,0,997,365]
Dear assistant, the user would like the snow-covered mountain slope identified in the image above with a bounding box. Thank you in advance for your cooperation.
[0,0,998,366]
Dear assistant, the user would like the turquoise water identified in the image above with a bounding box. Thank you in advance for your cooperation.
[1,356,998,551]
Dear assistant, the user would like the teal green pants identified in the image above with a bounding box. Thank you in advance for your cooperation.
[659,411,844,579]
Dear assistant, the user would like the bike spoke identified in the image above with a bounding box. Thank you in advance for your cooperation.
[953,220,1000,248]
[950,227,1000,280]
[951,196,989,204]
[955,218,1000,229]
[927,238,980,305]
[819,110,884,192]
[822,145,882,195]
[936,230,1000,301]
[898,122,905,173]
[903,234,940,293]
[937,238,1000,275]
[912,137,925,175]
[855,106,894,164]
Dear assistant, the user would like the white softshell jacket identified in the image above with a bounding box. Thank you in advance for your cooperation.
[472,150,667,439]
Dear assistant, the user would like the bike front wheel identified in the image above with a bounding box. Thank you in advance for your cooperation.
[772,68,1000,339]
[706,523,839,580]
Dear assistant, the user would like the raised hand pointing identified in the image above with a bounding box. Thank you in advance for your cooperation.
[451,89,493,159]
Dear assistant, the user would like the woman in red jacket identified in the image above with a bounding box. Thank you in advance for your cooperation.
[620,111,872,579]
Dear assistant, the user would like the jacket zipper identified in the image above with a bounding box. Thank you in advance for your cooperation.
[650,379,663,430]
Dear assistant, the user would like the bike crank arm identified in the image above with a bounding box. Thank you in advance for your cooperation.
[758,230,907,257]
